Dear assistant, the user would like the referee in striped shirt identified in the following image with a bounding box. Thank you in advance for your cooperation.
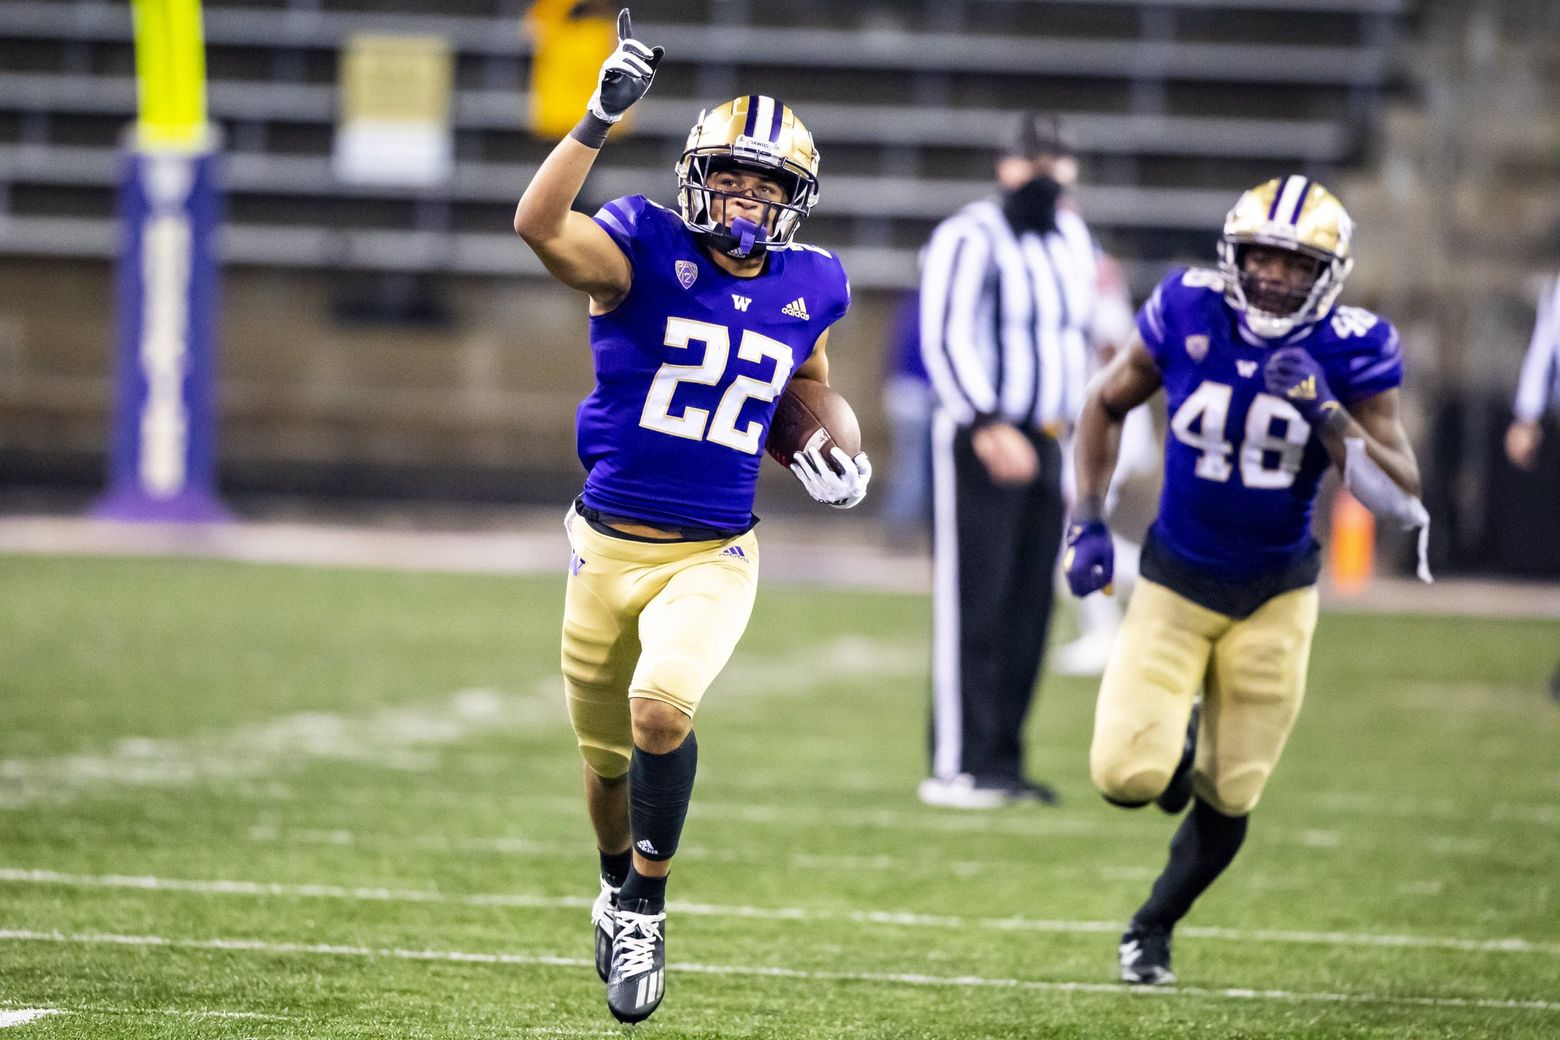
[1505,271,1560,470]
[917,113,1099,808]
[1503,270,1560,702]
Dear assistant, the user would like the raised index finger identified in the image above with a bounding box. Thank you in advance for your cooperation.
[617,8,632,42]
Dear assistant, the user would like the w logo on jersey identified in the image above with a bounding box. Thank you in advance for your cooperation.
[781,297,810,320]
[731,294,752,311]
[1236,360,1258,378]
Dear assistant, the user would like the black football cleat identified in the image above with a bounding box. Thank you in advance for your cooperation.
[606,898,666,1023]
[591,878,618,983]
[1119,924,1176,985]
[1156,701,1200,815]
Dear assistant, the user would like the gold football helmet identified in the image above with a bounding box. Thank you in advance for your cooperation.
[1218,175,1355,338]
[675,95,820,258]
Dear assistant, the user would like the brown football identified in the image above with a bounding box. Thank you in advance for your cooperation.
[765,378,862,471]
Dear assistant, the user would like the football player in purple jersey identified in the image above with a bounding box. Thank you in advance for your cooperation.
[513,9,869,1024]
[1065,177,1430,985]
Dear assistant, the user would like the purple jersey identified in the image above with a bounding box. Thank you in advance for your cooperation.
[1139,267,1403,576]
[579,195,850,531]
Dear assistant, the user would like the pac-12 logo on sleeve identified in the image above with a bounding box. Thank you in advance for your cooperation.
[674,260,697,289]
[1185,334,1209,362]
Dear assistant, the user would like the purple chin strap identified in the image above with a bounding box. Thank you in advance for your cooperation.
[726,216,767,257]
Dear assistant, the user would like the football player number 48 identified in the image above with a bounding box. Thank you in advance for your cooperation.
[640,317,794,454]
[1170,381,1309,489]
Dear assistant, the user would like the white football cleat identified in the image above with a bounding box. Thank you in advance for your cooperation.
[917,773,1010,810]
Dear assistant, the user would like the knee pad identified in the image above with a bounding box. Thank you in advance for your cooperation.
[1092,759,1175,806]
[1197,766,1266,817]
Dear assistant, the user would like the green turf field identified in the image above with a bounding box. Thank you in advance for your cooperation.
[1,552,1556,1038]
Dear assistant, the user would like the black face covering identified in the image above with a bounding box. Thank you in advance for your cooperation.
[1002,175,1062,235]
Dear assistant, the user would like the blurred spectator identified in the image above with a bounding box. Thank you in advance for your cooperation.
[1505,271,1560,470]
[879,288,934,548]
[917,112,1098,809]
[1503,270,1560,701]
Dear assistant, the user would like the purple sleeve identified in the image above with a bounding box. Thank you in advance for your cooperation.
[1134,270,1183,368]
[825,255,851,330]
[592,195,649,258]
[1334,316,1404,403]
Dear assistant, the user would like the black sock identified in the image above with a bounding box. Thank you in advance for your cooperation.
[599,848,632,889]
[1132,797,1248,932]
[618,865,668,913]
[628,730,698,863]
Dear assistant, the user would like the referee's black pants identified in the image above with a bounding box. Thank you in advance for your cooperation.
[928,412,1067,783]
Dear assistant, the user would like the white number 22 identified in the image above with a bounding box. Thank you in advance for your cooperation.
[639,317,794,454]
[1169,380,1309,489]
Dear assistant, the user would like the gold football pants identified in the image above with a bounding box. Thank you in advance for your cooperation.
[1089,578,1318,816]
[561,506,759,779]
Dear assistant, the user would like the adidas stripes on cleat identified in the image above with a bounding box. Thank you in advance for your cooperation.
[605,898,667,1023]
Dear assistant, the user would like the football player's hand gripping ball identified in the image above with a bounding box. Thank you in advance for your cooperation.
[587,9,664,124]
[1063,520,1114,597]
[791,446,872,509]
[1263,346,1340,427]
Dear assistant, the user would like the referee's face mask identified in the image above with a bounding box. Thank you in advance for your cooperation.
[997,112,1077,234]
[1000,167,1064,234]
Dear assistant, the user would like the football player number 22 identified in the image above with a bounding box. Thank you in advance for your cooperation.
[1170,381,1309,489]
[640,317,794,454]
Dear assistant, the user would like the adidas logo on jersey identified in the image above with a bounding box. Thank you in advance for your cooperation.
[781,297,810,320]
[732,294,751,311]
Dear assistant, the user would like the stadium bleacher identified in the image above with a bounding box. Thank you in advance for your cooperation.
[0,0,1413,497]
[1,0,1407,288]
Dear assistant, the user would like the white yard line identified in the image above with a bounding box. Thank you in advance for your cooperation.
[0,1009,59,1028]
[0,928,1554,1015]
[2,867,1554,957]
[0,1000,290,1023]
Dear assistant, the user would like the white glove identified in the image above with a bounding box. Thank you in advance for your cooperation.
[790,440,872,509]
[587,9,664,124]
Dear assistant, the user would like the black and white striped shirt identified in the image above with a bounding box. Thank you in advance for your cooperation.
[1514,272,1560,423]
[918,198,1097,431]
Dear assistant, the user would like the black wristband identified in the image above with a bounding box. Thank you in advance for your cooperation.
[568,112,614,149]
[971,411,1003,431]
[1319,400,1349,436]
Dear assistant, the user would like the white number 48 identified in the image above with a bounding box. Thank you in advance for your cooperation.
[1169,380,1310,489]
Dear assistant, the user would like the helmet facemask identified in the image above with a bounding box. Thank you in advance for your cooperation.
[1219,240,1349,339]
[680,155,812,259]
